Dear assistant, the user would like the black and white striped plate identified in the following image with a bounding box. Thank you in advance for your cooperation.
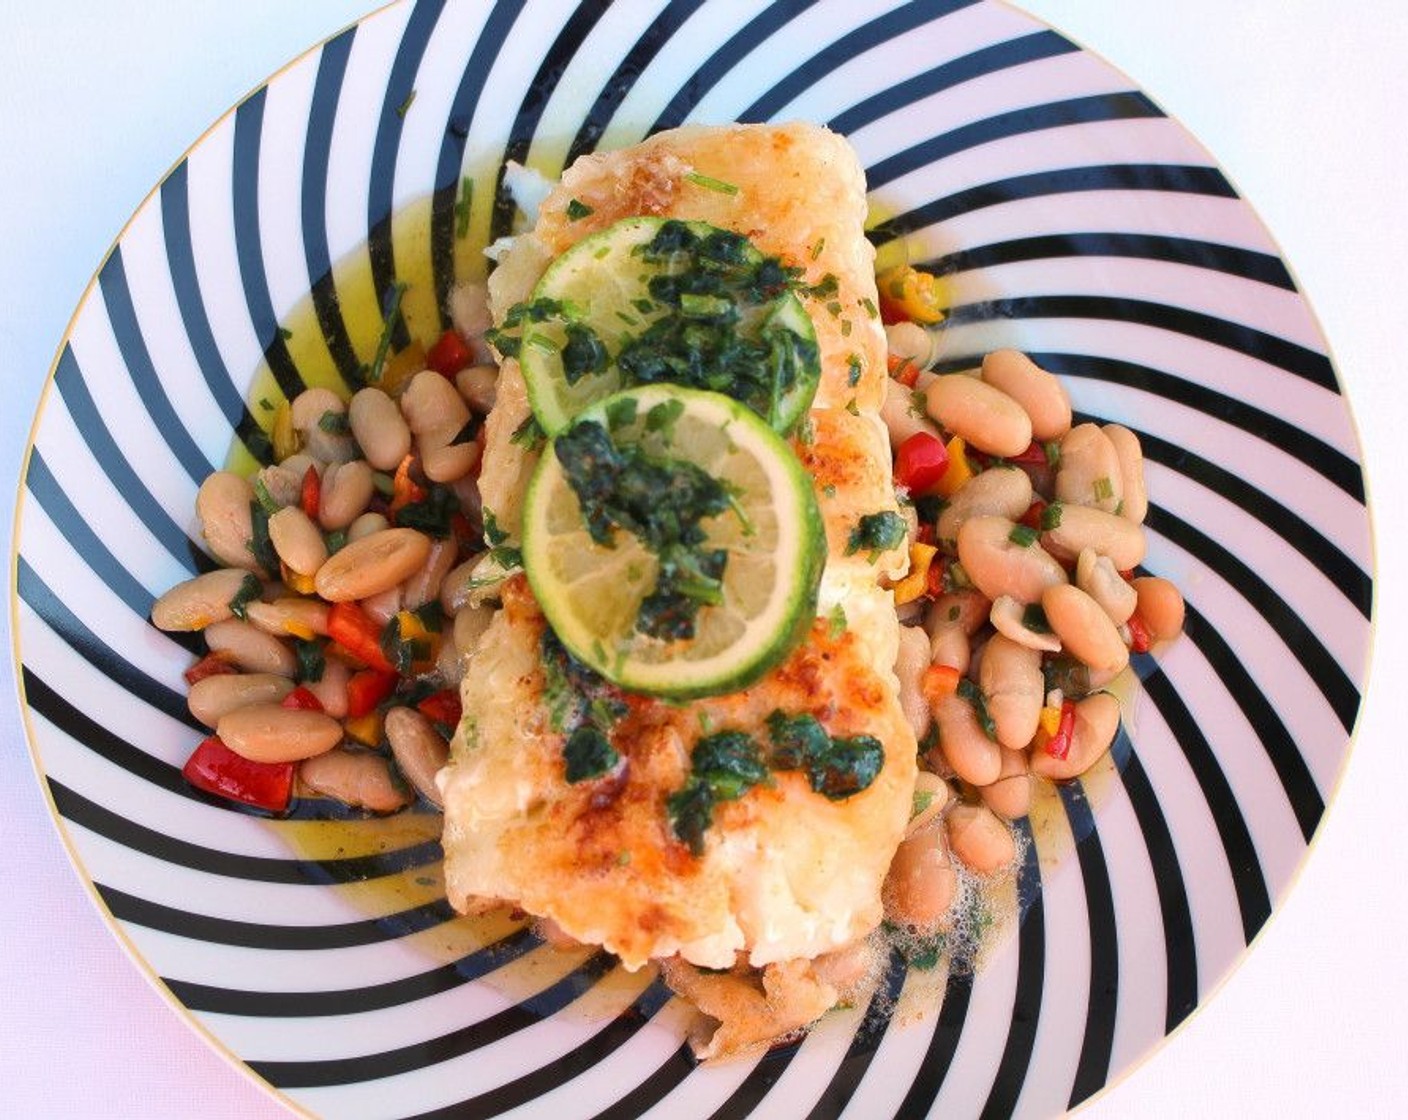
[11,1,1372,1116]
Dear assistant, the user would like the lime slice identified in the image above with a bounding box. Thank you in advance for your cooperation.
[517,216,821,434]
[522,384,824,698]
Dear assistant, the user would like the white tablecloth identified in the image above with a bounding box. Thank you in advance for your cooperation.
[2,2,1404,1116]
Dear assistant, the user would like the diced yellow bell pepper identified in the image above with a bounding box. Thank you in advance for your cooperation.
[344,711,384,747]
[877,265,947,325]
[394,609,441,671]
[379,341,427,397]
[271,399,300,462]
[891,543,939,605]
[933,436,974,498]
[1038,704,1062,737]
[280,564,317,597]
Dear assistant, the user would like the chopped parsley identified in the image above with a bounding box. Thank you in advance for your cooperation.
[278,326,293,341]
[510,414,546,450]
[1021,603,1052,633]
[846,510,907,561]
[247,501,279,574]
[553,418,735,641]
[957,677,997,742]
[847,354,863,387]
[561,322,609,384]
[1040,502,1063,531]
[393,482,458,538]
[317,410,350,435]
[766,710,885,801]
[1008,524,1039,547]
[227,573,262,621]
[668,730,770,855]
[563,724,620,782]
[294,638,325,683]
[566,197,595,221]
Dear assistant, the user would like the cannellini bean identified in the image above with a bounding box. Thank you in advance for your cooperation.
[925,590,990,637]
[440,553,487,616]
[299,748,413,812]
[894,624,933,740]
[1031,692,1120,781]
[907,772,951,836]
[884,825,958,928]
[1056,424,1123,513]
[360,585,404,626]
[1041,503,1146,571]
[318,460,375,530]
[946,803,1017,876]
[1042,584,1130,676]
[979,634,1044,750]
[422,438,481,483]
[456,364,499,414]
[218,702,342,763]
[449,281,492,348]
[401,370,472,446]
[1104,424,1147,523]
[453,603,493,658]
[929,625,971,675]
[347,511,389,543]
[402,538,458,610]
[291,387,357,464]
[305,654,350,719]
[810,940,876,998]
[936,465,1032,543]
[244,597,330,640]
[1075,549,1137,625]
[267,507,327,576]
[925,373,1032,458]
[880,376,942,448]
[980,349,1071,440]
[196,472,262,572]
[884,321,938,370]
[187,673,294,727]
[437,627,466,684]
[956,515,1068,604]
[349,387,412,471]
[989,595,1062,652]
[203,618,298,676]
[254,460,307,509]
[932,692,1002,787]
[385,706,450,807]
[1133,576,1185,640]
[315,528,431,602]
[151,569,253,631]
[982,748,1032,820]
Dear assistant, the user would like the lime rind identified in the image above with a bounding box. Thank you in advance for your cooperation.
[522,384,824,699]
[519,216,821,435]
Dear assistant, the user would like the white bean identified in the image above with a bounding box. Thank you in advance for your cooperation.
[349,387,412,471]
[1031,693,1120,781]
[218,703,343,763]
[880,376,941,449]
[935,466,1032,544]
[299,749,413,812]
[268,506,327,576]
[894,624,933,740]
[385,706,451,807]
[1056,424,1123,513]
[884,825,957,928]
[244,597,330,640]
[151,569,253,632]
[981,748,1032,820]
[187,673,294,727]
[925,374,1032,458]
[305,654,350,720]
[440,553,488,616]
[1041,503,1146,571]
[946,803,1017,876]
[291,387,357,464]
[347,511,389,543]
[884,321,938,370]
[1133,576,1185,640]
[456,364,500,414]
[1104,424,1148,523]
[1041,584,1130,676]
[979,634,1044,750]
[314,528,432,602]
[988,595,1062,653]
[196,472,262,572]
[932,692,1002,787]
[1075,548,1137,625]
[980,349,1071,440]
[453,603,493,658]
[203,619,298,676]
[401,538,458,610]
[318,460,375,530]
[956,515,1068,604]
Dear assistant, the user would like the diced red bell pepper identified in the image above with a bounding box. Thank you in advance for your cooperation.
[327,601,396,672]
[280,685,324,711]
[346,668,399,718]
[1126,612,1152,654]
[925,556,947,598]
[299,465,321,519]
[183,651,238,686]
[389,454,427,516]
[888,353,921,388]
[426,329,474,378]
[1009,440,1048,467]
[1019,499,1048,532]
[894,431,950,496]
[417,688,463,728]
[877,265,946,325]
[183,735,293,812]
[1044,700,1077,760]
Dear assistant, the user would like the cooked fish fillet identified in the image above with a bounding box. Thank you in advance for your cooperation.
[441,122,915,976]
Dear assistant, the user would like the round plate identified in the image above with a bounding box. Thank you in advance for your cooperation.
[11,1,1372,1117]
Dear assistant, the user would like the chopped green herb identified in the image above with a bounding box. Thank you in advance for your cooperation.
[847,354,863,387]
[841,319,852,337]
[395,89,416,117]
[846,510,907,561]
[668,729,770,855]
[561,322,609,384]
[449,415,483,446]
[371,471,394,498]
[563,724,619,782]
[616,849,632,866]
[826,299,843,317]
[810,237,825,260]
[765,710,884,800]
[912,789,936,818]
[278,326,293,341]
[247,501,279,574]
[957,677,997,741]
[394,483,458,538]
[822,483,837,498]
[667,779,715,856]
[510,414,546,450]
[795,418,816,446]
[455,176,474,239]
[378,615,429,675]
[251,476,281,516]
[827,602,847,638]
[908,388,928,418]
[258,397,275,412]
[1092,475,1114,502]
[566,197,595,221]
[1040,502,1063,531]
[917,721,939,756]
[324,528,347,554]
[1008,524,1039,547]
[644,396,685,440]
[845,398,860,416]
[805,273,839,299]
[294,638,325,683]
[412,601,444,633]
[364,281,407,385]
[227,573,262,621]
[483,510,509,546]
[684,171,739,195]
[1043,439,1062,468]
[860,296,878,318]
[317,410,350,436]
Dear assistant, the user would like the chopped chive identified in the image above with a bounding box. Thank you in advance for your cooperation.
[396,89,416,118]
[455,176,474,239]
[366,281,407,385]
[684,171,739,195]
[1092,475,1114,502]
[258,397,275,412]
[860,296,878,318]
[1040,502,1063,531]
[1008,524,1039,547]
